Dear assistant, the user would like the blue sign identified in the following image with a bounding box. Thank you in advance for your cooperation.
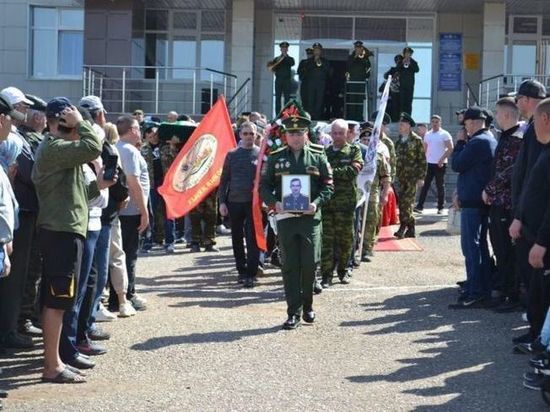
[439,33,462,91]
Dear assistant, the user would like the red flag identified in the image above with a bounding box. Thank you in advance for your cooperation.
[158,97,236,219]
[252,137,268,251]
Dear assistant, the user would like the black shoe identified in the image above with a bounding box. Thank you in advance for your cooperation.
[302,310,316,324]
[76,341,107,356]
[204,245,219,252]
[524,370,542,382]
[20,320,42,337]
[394,225,406,239]
[437,209,443,214]
[321,276,331,289]
[448,297,488,309]
[493,297,522,313]
[339,270,351,285]
[361,254,372,263]
[530,350,550,369]
[243,278,254,288]
[237,273,246,284]
[514,342,535,355]
[313,280,323,294]
[66,354,96,370]
[282,315,301,330]
[413,207,423,214]
[1,331,34,349]
[88,328,111,341]
[523,374,544,391]
[513,332,533,345]
[404,228,416,238]
[190,244,200,253]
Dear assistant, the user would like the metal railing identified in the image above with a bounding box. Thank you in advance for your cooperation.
[478,73,550,109]
[82,65,251,119]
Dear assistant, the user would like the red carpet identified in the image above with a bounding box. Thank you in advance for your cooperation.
[373,226,423,252]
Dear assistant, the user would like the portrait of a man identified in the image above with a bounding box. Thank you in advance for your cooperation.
[282,175,310,212]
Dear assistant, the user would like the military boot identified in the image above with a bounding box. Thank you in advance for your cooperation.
[393,224,406,239]
[404,222,416,238]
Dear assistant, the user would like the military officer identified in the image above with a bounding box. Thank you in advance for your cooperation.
[301,43,331,120]
[346,41,372,121]
[260,116,333,330]
[321,119,363,287]
[398,47,420,117]
[268,41,295,115]
[394,112,427,238]
[282,178,310,211]
[297,48,313,112]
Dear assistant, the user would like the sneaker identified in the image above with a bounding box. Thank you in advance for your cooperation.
[339,272,351,285]
[204,244,220,252]
[165,244,175,254]
[513,332,533,345]
[88,327,110,341]
[96,304,117,322]
[523,374,544,390]
[522,312,529,322]
[216,224,231,235]
[437,208,443,214]
[413,207,423,214]
[524,370,542,382]
[77,341,107,356]
[448,297,488,309]
[20,319,42,337]
[130,294,147,311]
[118,302,137,318]
[530,349,550,369]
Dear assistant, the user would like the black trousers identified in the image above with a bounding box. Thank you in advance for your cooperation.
[488,206,517,298]
[0,211,37,337]
[417,163,446,210]
[527,266,550,339]
[119,215,141,300]
[308,82,326,120]
[275,78,291,115]
[400,87,414,116]
[227,201,260,279]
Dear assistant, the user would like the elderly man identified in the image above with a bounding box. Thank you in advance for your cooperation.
[321,119,363,287]
[166,111,178,123]
[394,113,426,238]
[260,116,333,329]
[449,107,496,309]
[32,98,103,382]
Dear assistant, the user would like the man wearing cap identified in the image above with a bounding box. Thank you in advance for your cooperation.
[508,80,548,345]
[449,106,496,309]
[32,97,103,382]
[384,55,404,122]
[394,112,426,238]
[345,41,372,121]
[268,41,295,115]
[415,114,453,214]
[302,43,331,120]
[0,87,40,351]
[298,48,314,111]
[260,115,333,330]
[398,47,419,116]
[320,119,363,287]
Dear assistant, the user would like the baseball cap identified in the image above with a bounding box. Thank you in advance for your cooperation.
[46,97,72,119]
[79,95,106,113]
[514,80,547,99]
[0,96,25,122]
[0,87,33,106]
[462,106,487,121]
[25,94,47,112]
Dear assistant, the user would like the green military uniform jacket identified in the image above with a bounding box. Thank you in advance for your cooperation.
[17,125,43,153]
[270,55,295,81]
[370,151,390,202]
[324,142,364,212]
[283,193,310,211]
[380,133,396,182]
[32,121,102,238]
[394,131,427,184]
[260,143,334,220]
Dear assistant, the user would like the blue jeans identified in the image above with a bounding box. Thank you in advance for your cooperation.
[460,208,491,300]
[87,223,112,333]
[60,229,100,361]
[541,308,550,347]
[144,188,175,247]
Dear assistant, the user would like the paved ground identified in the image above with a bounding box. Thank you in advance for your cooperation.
[1,210,547,411]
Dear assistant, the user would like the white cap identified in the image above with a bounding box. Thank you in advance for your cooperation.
[79,95,106,112]
[0,87,33,106]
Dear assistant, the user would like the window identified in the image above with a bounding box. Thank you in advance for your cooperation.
[31,7,84,78]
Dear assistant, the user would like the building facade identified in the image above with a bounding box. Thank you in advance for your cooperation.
[1,0,549,121]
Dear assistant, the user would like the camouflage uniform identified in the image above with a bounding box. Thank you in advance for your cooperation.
[362,151,390,255]
[394,131,427,236]
[321,142,363,283]
[380,132,396,182]
[190,191,218,247]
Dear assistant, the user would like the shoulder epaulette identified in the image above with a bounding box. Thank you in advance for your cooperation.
[307,143,325,153]
[269,146,287,156]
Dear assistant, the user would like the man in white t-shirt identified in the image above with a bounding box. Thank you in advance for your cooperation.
[415,114,453,214]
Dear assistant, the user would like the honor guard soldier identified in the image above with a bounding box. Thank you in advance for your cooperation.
[320,119,363,287]
[301,43,331,120]
[398,47,419,117]
[297,48,314,113]
[394,112,427,238]
[260,116,334,330]
[268,41,295,115]
[345,41,372,121]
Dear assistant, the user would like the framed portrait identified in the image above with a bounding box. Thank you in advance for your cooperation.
[281,174,311,212]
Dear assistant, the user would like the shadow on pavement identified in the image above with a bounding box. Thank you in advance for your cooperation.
[343,288,545,410]
[130,326,281,351]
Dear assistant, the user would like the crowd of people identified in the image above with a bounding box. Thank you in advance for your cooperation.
[0,75,549,406]
[269,41,419,122]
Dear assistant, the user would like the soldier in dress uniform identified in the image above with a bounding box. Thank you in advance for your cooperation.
[394,112,427,238]
[346,41,372,121]
[268,41,295,115]
[398,47,420,117]
[282,178,310,211]
[260,116,333,330]
[301,43,331,120]
[320,119,363,287]
[297,48,313,113]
